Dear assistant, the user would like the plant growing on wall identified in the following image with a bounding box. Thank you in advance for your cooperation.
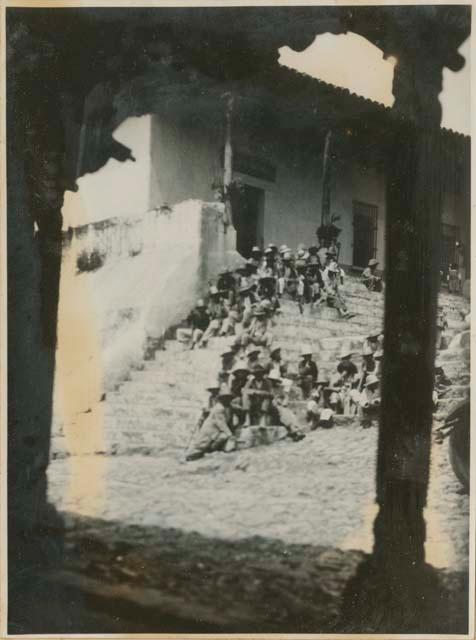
[316,213,342,247]
[76,247,106,273]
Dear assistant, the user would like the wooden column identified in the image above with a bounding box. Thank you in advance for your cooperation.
[320,129,332,227]
[343,51,468,633]
[223,92,234,229]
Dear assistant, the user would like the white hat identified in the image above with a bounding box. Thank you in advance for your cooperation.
[364,374,380,388]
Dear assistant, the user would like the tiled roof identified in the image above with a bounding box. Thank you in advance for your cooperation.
[272,63,469,140]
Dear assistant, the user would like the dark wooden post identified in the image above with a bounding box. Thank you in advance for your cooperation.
[223,92,234,229]
[320,129,332,227]
[343,47,469,633]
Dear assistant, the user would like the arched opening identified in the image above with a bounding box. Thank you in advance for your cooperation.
[7,5,471,635]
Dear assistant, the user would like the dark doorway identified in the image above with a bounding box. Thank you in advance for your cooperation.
[353,200,378,268]
[232,184,265,257]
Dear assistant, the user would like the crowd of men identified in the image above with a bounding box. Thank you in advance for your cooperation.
[181,243,452,461]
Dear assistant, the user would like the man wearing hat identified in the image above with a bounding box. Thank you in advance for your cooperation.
[265,345,288,379]
[358,374,381,427]
[322,261,350,318]
[186,383,236,461]
[193,381,221,437]
[362,258,382,292]
[199,285,227,346]
[356,343,376,389]
[241,307,274,350]
[178,298,210,349]
[298,348,318,399]
[217,349,236,385]
[306,373,331,430]
[244,363,273,426]
[250,246,263,268]
[268,371,305,442]
[436,305,449,350]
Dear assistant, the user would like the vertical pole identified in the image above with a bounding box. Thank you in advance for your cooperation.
[320,129,332,228]
[223,93,234,229]
[343,52,459,633]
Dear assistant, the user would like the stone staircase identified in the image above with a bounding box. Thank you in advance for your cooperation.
[51,276,470,459]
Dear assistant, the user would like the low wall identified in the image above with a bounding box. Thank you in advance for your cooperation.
[53,200,242,442]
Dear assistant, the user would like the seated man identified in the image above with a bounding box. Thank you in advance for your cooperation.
[277,252,298,298]
[243,363,273,426]
[358,374,381,427]
[265,345,288,379]
[298,349,318,399]
[306,374,332,430]
[239,308,274,349]
[268,371,305,442]
[199,286,227,346]
[177,299,210,349]
[217,349,236,385]
[356,343,376,389]
[362,258,383,292]
[193,381,221,436]
[186,384,236,461]
[322,262,350,318]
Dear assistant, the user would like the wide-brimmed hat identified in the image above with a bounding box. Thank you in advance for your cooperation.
[364,374,380,388]
[218,383,234,399]
[297,248,306,258]
[316,373,329,386]
[339,347,354,359]
[270,346,281,357]
[264,247,273,255]
[300,348,312,357]
[220,349,235,359]
[209,285,219,295]
[362,344,374,356]
[196,299,206,308]
[283,251,293,261]
[239,283,251,294]
[251,246,262,254]
[368,258,379,267]
[268,243,277,250]
[206,381,220,392]
[267,370,283,384]
[252,363,266,375]
[253,308,266,317]
[279,244,289,254]
[374,349,383,360]
[367,330,382,341]
[232,361,249,374]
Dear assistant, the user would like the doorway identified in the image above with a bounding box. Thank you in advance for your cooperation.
[353,200,378,268]
[232,184,265,258]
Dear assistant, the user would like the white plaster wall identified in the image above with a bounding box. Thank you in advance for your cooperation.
[148,111,390,264]
[62,115,152,229]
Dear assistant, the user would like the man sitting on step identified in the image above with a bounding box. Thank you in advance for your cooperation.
[199,286,227,346]
[362,258,383,292]
[358,374,381,427]
[306,374,333,430]
[322,262,351,318]
[186,384,236,461]
[268,371,305,442]
[242,363,273,426]
[217,349,236,385]
[177,298,210,349]
[298,349,318,399]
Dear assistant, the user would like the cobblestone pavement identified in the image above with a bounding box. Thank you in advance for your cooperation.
[48,423,469,572]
